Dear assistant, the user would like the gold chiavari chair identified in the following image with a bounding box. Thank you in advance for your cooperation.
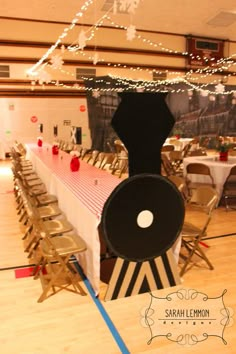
[221,165,236,211]
[185,162,215,196]
[180,186,218,276]
[34,223,87,303]
[15,180,74,258]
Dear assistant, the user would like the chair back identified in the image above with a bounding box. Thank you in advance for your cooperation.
[162,144,175,152]
[161,153,176,176]
[15,142,27,156]
[189,186,218,214]
[163,151,183,175]
[167,175,187,200]
[227,166,236,178]
[80,148,88,159]
[87,150,100,165]
[169,150,183,162]
[186,162,212,177]
[225,165,236,181]
[221,165,236,209]
[188,149,207,157]
[96,152,115,169]
[114,139,128,155]
[172,139,183,150]
[185,162,215,197]
[182,143,192,157]
[180,185,218,276]
[229,150,236,156]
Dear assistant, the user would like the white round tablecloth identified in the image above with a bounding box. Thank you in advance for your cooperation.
[183,155,236,198]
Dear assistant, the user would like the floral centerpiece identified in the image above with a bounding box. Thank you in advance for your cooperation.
[218,142,231,161]
[52,141,59,155]
[172,127,183,139]
[219,143,231,152]
[69,150,80,171]
[37,136,43,147]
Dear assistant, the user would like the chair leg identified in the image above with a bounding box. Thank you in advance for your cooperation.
[19,210,27,222]
[24,232,40,254]
[37,255,86,302]
[32,257,45,278]
[224,196,229,211]
[27,239,41,258]
[22,224,33,240]
[37,262,61,302]
[180,241,197,276]
[195,245,214,270]
[224,196,236,211]
[180,239,214,276]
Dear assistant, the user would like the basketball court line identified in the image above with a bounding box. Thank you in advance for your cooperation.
[74,262,130,354]
[0,261,130,353]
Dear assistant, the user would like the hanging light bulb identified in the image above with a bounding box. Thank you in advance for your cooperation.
[215,82,225,94]
[209,95,216,101]
[200,89,209,97]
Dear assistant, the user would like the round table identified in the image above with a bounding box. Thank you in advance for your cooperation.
[183,155,236,199]
[165,138,194,151]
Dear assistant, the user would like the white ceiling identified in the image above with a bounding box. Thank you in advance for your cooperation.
[1,0,236,41]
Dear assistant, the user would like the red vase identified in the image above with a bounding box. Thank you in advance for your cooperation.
[219,151,228,161]
[70,156,80,171]
[37,138,43,147]
[52,145,59,155]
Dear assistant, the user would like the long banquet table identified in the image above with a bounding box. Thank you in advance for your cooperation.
[26,143,121,294]
[183,155,236,199]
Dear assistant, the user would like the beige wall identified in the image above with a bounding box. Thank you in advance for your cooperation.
[1,17,236,153]
[1,18,236,89]
[0,97,91,150]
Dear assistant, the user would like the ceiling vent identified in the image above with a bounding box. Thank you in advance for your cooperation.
[153,71,167,81]
[0,65,10,78]
[76,68,96,80]
[101,0,129,14]
[207,11,236,27]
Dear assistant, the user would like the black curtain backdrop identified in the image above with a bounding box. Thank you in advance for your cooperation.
[166,84,236,140]
[85,77,121,152]
[111,92,174,176]
[85,77,236,152]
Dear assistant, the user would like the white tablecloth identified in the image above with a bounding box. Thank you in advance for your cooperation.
[183,155,236,198]
[165,138,193,151]
[26,143,121,294]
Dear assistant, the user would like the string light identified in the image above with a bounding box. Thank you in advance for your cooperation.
[27,0,94,76]
[104,15,186,56]
[26,0,236,94]
[82,74,236,95]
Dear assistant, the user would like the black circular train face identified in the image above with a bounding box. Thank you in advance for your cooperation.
[101,173,185,262]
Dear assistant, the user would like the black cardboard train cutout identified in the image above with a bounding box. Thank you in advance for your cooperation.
[100,92,185,301]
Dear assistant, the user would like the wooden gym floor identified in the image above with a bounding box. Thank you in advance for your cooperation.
[0,159,235,354]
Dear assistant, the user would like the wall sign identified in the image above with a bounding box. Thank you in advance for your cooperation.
[30,115,38,123]
[186,36,224,67]
[9,103,15,111]
[79,105,86,112]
